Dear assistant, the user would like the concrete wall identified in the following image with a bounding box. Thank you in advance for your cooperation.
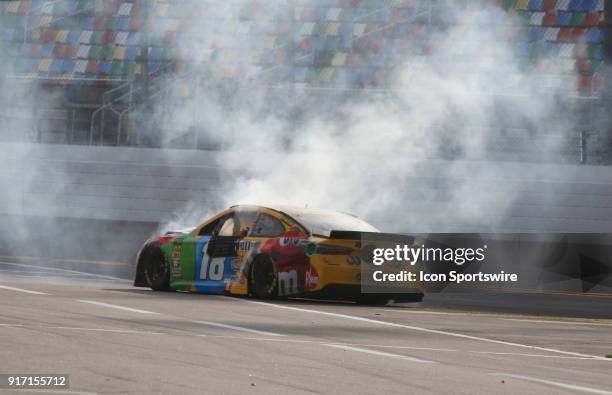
[1,142,612,232]
[1,143,225,223]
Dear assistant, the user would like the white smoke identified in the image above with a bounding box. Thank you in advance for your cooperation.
[149,3,580,232]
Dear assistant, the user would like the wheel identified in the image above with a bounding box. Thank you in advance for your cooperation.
[249,255,277,299]
[143,247,170,291]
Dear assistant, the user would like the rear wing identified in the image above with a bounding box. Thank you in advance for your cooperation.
[329,231,415,245]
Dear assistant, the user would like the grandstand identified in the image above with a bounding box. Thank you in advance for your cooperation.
[0,0,610,163]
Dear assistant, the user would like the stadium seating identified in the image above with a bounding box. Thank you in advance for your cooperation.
[0,0,607,105]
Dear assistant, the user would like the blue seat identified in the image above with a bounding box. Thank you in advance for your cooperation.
[54,18,69,29]
[62,59,76,73]
[568,0,582,11]
[50,59,64,74]
[585,28,602,43]
[349,68,366,86]
[528,0,543,10]
[98,61,111,74]
[556,12,572,26]
[545,42,560,57]
[63,0,78,15]
[125,46,139,60]
[578,0,597,12]
[371,52,387,68]
[117,18,129,31]
[67,30,80,44]
[360,69,374,85]
[127,32,140,46]
[80,17,94,30]
[147,62,162,73]
[530,27,545,41]
[312,36,325,51]
[41,43,54,57]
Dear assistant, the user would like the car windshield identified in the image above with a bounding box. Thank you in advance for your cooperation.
[282,208,379,237]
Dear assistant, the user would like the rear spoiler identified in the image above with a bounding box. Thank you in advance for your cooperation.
[329,231,415,244]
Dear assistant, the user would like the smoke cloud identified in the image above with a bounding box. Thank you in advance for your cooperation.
[145,3,580,233]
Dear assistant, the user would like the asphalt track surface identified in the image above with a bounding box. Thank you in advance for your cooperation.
[1,260,611,395]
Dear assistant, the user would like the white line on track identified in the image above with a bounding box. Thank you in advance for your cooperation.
[320,343,596,360]
[383,309,468,316]
[490,373,612,395]
[49,326,165,335]
[0,261,131,282]
[77,300,160,315]
[192,320,286,337]
[197,335,313,343]
[241,299,610,361]
[503,318,612,327]
[470,351,597,360]
[0,322,164,335]
[0,284,50,295]
[324,344,435,363]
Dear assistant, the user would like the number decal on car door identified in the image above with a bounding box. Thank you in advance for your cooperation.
[199,240,225,281]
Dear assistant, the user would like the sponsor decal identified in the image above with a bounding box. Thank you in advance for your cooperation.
[279,237,309,248]
[305,265,319,290]
[171,243,182,278]
[278,269,299,296]
[238,240,252,252]
[230,257,242,273]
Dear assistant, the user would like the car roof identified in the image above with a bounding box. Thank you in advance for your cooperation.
[231,204,357,218]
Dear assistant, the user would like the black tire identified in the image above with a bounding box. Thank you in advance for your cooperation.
[143,247,170,291]
[249,255,277,299]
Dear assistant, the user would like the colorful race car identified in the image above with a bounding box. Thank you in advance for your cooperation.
[134,205,423,304]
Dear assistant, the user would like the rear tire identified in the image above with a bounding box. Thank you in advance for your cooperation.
[143,247,170,291]
[249,255,277,299]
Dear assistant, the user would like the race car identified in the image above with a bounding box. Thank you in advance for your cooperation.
[134,205,423,304]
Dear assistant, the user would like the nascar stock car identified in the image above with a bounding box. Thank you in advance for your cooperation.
[134,205,424,304]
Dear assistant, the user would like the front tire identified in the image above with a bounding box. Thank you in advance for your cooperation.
[249,255,277,299]
[142,247,170,291]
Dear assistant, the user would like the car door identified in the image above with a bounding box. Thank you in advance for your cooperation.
[194,211,258,293]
